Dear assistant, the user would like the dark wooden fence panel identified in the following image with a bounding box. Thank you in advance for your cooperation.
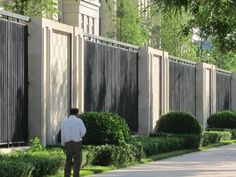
[84,41,138,132]
[169,58,196,116]
[216,71,231,111]
[0,19,28,145]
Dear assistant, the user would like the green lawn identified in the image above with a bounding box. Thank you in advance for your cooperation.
[48,140,236,177]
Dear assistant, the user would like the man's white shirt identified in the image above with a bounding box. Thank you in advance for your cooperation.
[61,115,86,146]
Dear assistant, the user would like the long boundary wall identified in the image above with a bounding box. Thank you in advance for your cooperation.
[138,47,235,132]
[25,18,236,144]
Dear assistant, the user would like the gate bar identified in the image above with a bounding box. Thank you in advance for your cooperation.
[0,9,30,22]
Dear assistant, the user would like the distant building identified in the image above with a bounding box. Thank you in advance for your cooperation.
[192,28,212,51]
[60,0,100,35]
[0,2,3,10]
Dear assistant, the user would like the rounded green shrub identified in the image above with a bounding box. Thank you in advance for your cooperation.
[207,111,236,129]
[155,112,202,135]
[80,112,131,145]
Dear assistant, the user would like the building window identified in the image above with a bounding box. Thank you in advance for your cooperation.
[99,17,101,36]
[87,16,90,33]
[92,18,95,34]
[81,14,84,32]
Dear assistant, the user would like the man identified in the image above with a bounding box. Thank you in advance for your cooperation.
[61,108,86,177]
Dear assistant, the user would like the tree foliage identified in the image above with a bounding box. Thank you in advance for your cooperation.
[3,0,58,19]
[152,0,236,53]
[111,0,148,46]
[150,0,236,70]
[149,9,201,61]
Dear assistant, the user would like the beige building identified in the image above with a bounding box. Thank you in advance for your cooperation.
[61,0,100,35]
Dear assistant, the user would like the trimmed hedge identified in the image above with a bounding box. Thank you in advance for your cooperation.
[155,112,202,135]
[82,145,96,167]
[23,151,65,177]
[82,143,142,166]
[179,134,202,149]
[0,147,65,177]
[92,144,137,166]
[133,136,186,156]
[0,160,34,177]
[132,134,202,156]
[80,112,131,145]
[207,111,236,129]
[202,131,232,146]
[206,128,236,139]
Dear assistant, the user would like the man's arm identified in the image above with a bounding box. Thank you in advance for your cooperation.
[61,123,65,146]
[79,120,86,138]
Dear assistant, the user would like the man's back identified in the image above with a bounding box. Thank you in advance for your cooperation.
[61,115,86,145]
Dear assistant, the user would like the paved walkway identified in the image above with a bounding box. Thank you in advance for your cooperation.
[90,144,236,177]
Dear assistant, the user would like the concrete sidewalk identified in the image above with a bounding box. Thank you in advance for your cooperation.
[89,144,236,177]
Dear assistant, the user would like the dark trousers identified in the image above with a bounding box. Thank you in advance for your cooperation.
[64,141,82,177]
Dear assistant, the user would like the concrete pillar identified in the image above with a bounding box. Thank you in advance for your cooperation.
[196,63,216,129]
[72,27,84,112]
[231,72,236,111]
[161,51,169,114]
[138,47,150,135]
[27,18,84,145]
[138,47,169,135]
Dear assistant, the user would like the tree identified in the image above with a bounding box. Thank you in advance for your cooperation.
[110,0,148,46]
[152,0,236,53]
[151,0,236,70]
[149,10,199,60]
[148,5,213,63]
[3,0,58,19]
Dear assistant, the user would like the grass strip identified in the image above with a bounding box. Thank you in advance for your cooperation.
[143,149,197,163]
[47,166,116,177]
[200,139,236,151]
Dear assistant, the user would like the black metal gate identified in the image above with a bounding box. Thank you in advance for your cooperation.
[84,35,139,132]
[216,69,231,111]
[169,56,197,116]
[0,16,28,145]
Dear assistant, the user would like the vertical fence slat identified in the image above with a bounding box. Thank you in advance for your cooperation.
[0,20,8,143]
